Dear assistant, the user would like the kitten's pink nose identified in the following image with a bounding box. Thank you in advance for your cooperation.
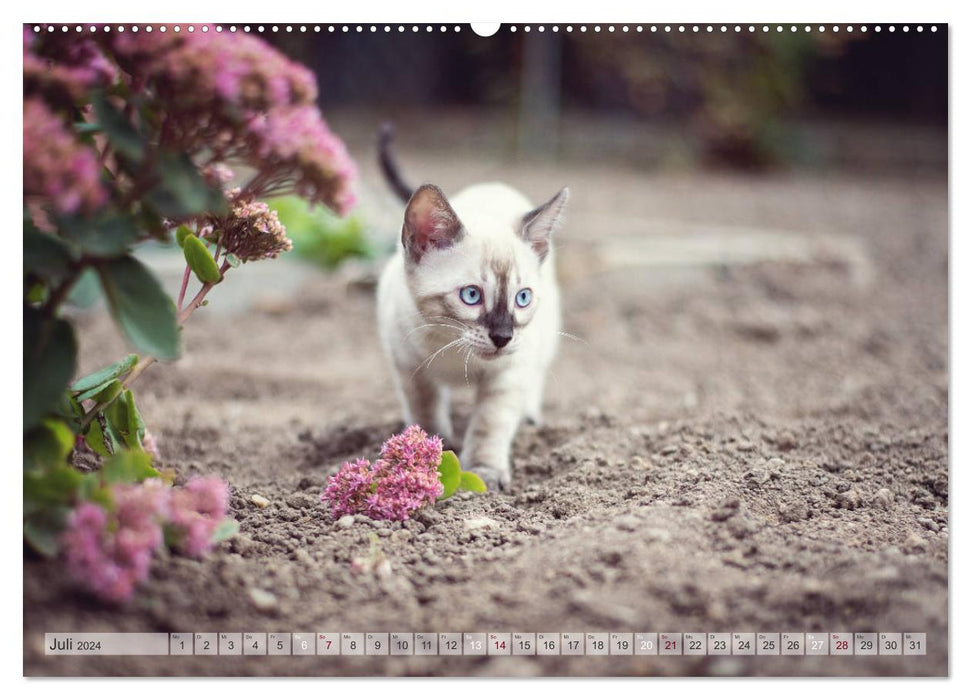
[489,330,513,348]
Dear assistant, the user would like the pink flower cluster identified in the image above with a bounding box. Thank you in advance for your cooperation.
[23,99,107,215]
[62,480,169,604]
[244,106,357,216]
[61,475,231,603]
[168,476,231,558]
[25,27,357,220]
[107,30,357,215]
[322,426,445,522]
[23,29,116,107]
[109,30,317,114]
[210,194,293,262]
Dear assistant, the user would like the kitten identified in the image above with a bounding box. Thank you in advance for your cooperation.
[376,127,568,490]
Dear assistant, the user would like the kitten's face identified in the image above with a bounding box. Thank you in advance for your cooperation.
[411,237,542,359]
[401,184,567,360]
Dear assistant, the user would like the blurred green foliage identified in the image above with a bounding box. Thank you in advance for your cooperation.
[268,196,372,270]
[570,32,853,168]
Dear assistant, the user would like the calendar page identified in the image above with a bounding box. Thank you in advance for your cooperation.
[22,17,948,678]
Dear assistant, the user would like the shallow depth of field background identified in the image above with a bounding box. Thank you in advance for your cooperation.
[272,27,945,176]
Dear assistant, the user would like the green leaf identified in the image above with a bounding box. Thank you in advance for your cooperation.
[123,389,147,447]
[24,465,82,513]
[459,471,488,493]
[175,225,192,248]
[62,394,85,422]
[269,196,371,270]
[437,450,461,499]
[74,121,102,135]
[182,235,222,284]
[78,472,113,509]
[71,354,138,394]
[97,256,181,361]
[101,450,159,485]
[146,151,227,219]
[24,307,78,431]
[103,391,139,449]
[61,215,142,257]
[23,419,76,473]
[24,281,47,304]
[77,378,123,405]
[65,268,101,309]
[24,225,77,284]
[85,417,113,458]
[24,507,71,558]
[210,519,240,544]
[93,91,145,162]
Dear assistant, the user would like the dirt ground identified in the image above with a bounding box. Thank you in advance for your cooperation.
[24,145,948,676]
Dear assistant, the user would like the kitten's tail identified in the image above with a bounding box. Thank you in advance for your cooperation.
[378,123,415,204]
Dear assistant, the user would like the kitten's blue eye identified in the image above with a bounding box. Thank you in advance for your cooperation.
[459,285,482,305]
[515,288,533,308]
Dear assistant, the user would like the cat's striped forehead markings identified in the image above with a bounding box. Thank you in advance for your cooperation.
[489,257,511,308]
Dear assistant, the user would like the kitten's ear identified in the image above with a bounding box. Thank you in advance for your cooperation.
[520,187,569,262]
[402,184,465,264]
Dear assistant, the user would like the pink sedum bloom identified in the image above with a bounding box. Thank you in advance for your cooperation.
[24,29,117,106]
[379,425,445,473]
[216,196,292,262]
[61,480,169,604]
[321,426,444,522]
[244,106,358,215]
[169,476,231,558]
[106,30,355,215]
[61,475,232,602]
[321,458,376,520]
[23,99,107,216]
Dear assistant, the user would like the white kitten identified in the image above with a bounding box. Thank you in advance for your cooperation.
[376,139,567,490]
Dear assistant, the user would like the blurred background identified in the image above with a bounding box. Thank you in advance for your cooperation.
[267,26,946,175]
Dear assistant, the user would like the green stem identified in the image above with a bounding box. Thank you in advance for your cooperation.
[176,264,191,312]
[42,266,83,317]
[78,261,231,430]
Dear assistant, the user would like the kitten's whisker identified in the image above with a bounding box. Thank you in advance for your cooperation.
[402,312,472,331]
[428,316,473,332]
[557,330,588,345]
[405,323,465,340]
[411,338,465,380]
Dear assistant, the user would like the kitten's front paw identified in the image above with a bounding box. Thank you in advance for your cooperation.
[470,464,511,492]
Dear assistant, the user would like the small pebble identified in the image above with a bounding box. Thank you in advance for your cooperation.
[336,515,355,529]
[903,532,928,553]
[247,587,279,613]
[836,489,862,510]
[464,517,500,530]
[872,488,894,509]
[250,494,271,508]
[778,501,809,523]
